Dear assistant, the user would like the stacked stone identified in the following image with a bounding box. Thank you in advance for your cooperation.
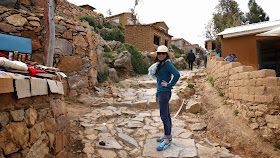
[0,2,109,97]
[0,94,69,158]
[0,6,43,60]
[206,55,280,144]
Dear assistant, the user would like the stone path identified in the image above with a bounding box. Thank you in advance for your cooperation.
[71,69,242,158]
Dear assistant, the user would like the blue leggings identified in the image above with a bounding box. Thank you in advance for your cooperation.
[158,91,172,138]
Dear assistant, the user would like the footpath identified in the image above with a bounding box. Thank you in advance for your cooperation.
[67,69,242,158]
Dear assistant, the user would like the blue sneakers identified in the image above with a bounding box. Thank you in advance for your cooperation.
[156,136,172,142]
[156,140,172,151]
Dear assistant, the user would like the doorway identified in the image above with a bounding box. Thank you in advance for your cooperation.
[257,38,280,77]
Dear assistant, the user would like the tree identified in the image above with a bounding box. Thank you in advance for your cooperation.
[205,0,245,53]
[106,9,112,16]
[129,0,143,24]
[246,0,269,24]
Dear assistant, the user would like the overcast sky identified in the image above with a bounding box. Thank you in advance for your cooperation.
[67,0,280,49]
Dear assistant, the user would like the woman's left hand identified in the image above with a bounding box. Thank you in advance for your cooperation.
[161,80,168,87]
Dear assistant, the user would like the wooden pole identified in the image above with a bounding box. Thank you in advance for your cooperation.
[44,0,55,67]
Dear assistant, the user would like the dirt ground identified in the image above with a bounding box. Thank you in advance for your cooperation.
[199,81,280,158]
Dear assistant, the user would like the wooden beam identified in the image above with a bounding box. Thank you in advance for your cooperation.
[44,0,55,67]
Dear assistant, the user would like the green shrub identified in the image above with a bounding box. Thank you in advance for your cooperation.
[104,21,112,29]
[171,45,185,54]
[98,13,104,17]
[187,83,194,88]
[103,51,117,58]
[223,100,228,105]
[274,143,280,149]
[97,23,103,29]
[219,91,224,97]
[175,54,181,58]
[234,110,239,116]
[118,22,124,30]
[118,44,149,74]
[79,16,97,31]
[209,77,214,87]
[100,28,124,42]
[65,98,81,103]
[113,78,121,83]
[97,69,109,83]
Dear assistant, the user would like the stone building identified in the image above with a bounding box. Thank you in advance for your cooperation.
[204,39,217,52]
[125,21,172,52]
[106,12,136,27]
[217,20,280,76]
[171,38,191,49]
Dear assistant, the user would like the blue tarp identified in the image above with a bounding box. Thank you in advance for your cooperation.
[0,33,32,54]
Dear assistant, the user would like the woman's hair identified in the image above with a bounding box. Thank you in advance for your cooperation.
[155,55,169,75]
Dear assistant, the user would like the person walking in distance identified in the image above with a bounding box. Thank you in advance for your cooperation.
[186,50,195,70]
[195,53,201,69]
[148,45,180,151]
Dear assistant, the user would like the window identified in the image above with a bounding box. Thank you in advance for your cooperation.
[112,17,119,23]
[127,18,133,25]
[165,40,168,47]
[160,27,166,32]
[154,35,160,45]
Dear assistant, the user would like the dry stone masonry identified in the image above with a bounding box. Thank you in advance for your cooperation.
[207,55,280,143]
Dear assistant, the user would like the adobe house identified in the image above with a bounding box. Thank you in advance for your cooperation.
[125,21,172,52]
[79,4,96,11]
[171,38,191,49]
[106,12,136,27]
[205,39,217,52]
[218,20,280,76]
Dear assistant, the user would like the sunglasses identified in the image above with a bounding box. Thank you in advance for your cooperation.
[157,52,167,55]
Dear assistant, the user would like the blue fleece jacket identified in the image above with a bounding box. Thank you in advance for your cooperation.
[156,61,180,97]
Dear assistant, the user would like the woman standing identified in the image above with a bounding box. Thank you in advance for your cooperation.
[148,45,180,151]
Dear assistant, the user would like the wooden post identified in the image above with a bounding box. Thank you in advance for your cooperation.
[44,0,55,67]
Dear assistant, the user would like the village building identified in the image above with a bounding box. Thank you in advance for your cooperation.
[217,20,280,76]
[125,21,172,52]
[172,38,204,54]
[204,39,217,52]
[106,12,136,27]
[79,4,96,11]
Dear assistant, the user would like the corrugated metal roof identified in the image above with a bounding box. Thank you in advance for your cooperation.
[217,20,280,38]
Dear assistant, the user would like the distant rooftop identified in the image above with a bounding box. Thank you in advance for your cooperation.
[79,4,96,10]
[218,20,280,38]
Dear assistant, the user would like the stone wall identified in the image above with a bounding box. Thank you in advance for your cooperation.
[0,93,69,158]
[0,0,108,97]
[207,55,280,143]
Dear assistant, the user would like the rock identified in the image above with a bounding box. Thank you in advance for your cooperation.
[108,68,118,79]
[118,133,138,147]
[94,126,108,133]
[196,144,218,158]
[54,38,73,56]
[118,150,128,158]
[10,110,25,122]
[25,108,37,127]
[0,112,9,129]
[129,148,141,157]
[97,149,117,158]
[186,99,201,114]
[30,0,44,8]
[58,56,83,72]
[219,142,231,149]
[97,137,123,149]
[27,16,40,21]
[62,30,73,40]
[83,143,94,154]
[190,123,207,131]
[73,34,88,48]
[29,123,42,144]
[172,57,187,70]
[86,134,97,140]
[114,51,133,71]
[44,117,57,134]
[75,25,85,32]
[26,133,49,158]
[260,127,276,142]
[29,21,40,27]
[107,40,122,51]
[0,22,17,32]
[55,24,67,33]
[7,14,27,26]
[141,51,154,65]
[172,128,186,136]
[118,121,144,128]
[265,115,280,129]
[0,0,17,8]
[249,123,259,130]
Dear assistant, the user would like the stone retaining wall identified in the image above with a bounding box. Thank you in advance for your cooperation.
[0,93,69,158]
[0,0,108,97]
[207,56,280,143]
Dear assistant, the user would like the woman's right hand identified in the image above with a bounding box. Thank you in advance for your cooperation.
[156,97,159,104]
